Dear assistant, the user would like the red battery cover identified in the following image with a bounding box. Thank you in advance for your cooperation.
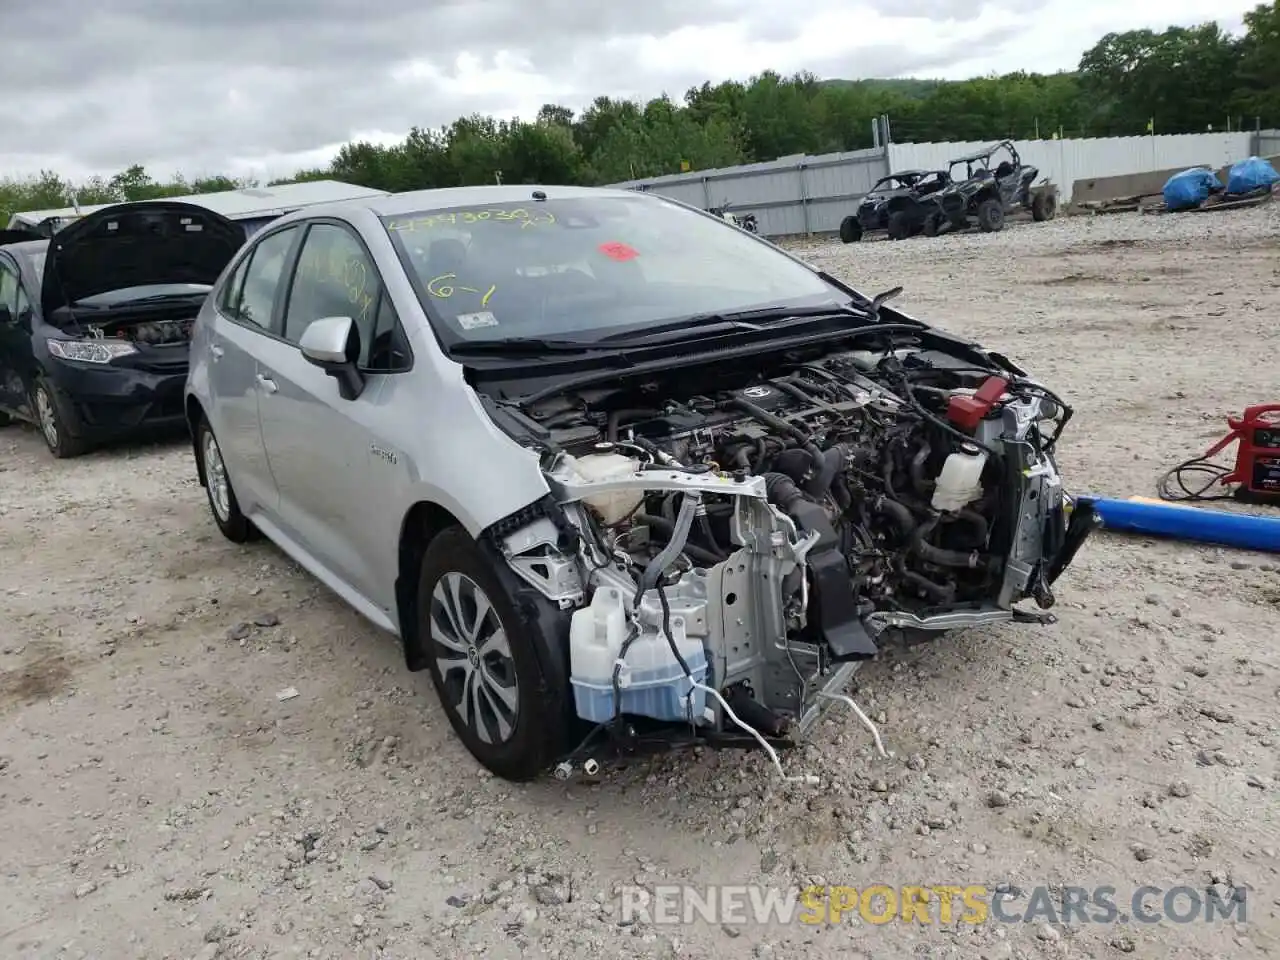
[946,376,1010,432]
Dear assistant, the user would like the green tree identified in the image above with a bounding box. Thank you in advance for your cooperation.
[1238,1,1280,124]
[1079,24,1243,134]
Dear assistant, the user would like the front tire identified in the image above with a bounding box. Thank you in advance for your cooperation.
[196,418,257,543]
[417,525,570,781]
[32,375,87,459]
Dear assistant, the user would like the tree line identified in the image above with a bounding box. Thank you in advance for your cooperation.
[2,3,1277,227]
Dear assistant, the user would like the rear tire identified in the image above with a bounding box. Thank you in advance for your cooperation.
[196,418,258,543]
[0,410,11,427]
[32,375,87,459]
[838,216,862,244]
[976,198,1005,232]
[417,525,571,781]
[1031,191,1058,222]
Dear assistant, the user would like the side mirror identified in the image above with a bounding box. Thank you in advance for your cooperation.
[299,316,364,401]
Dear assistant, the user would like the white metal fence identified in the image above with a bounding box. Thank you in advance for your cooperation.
[889,133,1255,204]
[1258,129,1280,159]
[608,147,888,237]
[612,131,1280,237]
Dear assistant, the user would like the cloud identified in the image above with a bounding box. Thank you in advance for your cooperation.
[0,0,1260,183]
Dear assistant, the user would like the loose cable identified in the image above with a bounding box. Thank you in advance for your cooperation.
[1157,456,1237,502]
[690,681,820,786]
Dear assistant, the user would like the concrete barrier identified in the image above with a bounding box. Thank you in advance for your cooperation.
[1071,165,1209,205]
[1073,154,1280,206]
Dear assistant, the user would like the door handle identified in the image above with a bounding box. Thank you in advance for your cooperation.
[209,344,224,360]
[256,373,278,394]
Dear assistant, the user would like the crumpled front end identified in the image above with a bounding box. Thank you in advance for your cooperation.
[485,343,1094,759]
[856,197,887,229]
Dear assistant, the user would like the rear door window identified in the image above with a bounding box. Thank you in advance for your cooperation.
[224,227,300,332]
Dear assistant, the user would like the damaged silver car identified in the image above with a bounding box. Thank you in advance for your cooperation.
[185,185,1096,781]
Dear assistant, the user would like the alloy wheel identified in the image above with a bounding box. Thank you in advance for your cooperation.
[202,430,232,522]
[430,572,520,745]
[35,386,58,449]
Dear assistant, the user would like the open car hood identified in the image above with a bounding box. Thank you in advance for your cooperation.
[40,200,243,316]
[0,227,43,247]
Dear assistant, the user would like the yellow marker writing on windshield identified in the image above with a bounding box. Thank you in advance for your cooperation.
[428,273,497,306]
[386,208,555,232]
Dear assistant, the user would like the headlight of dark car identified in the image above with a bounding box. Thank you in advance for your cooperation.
[47,338,139,364]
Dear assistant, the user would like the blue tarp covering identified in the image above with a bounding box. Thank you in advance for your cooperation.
[1226,156,1280,195]
[1162,167,1221,211]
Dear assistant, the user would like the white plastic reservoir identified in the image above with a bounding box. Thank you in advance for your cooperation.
[931,443,988,512]
[568,452,644,525]
[568,585,709,724]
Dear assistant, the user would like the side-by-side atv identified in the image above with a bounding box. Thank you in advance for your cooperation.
[918,141,1058,236]
[839,169,951,243]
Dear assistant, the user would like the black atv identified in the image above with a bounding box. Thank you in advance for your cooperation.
[839,169,951,243]
[917,140,1058,236]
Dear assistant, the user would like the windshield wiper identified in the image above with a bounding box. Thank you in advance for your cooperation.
[80,291,210,308]
[591,301,887,348]
[594,314,766,343]
[447,336,621,356]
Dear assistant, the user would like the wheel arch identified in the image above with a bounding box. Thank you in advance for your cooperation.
[395,499,465,671]
[885,195,918,215]
[186,395,208,487]
[397,493,580,708]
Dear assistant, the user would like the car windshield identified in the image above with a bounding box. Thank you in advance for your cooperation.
[381,195,847,344]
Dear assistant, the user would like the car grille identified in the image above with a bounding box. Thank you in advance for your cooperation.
[131,357,190,374]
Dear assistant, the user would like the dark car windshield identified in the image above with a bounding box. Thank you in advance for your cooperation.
[381,195,846,344]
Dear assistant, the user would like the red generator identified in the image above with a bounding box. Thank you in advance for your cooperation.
[1208,404,1280,504]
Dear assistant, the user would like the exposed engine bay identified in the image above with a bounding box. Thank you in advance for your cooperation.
[80,316,195,345]
[484,335,1096,776]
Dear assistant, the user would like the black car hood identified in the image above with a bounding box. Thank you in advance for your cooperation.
[862,188,909,206]
[40,200,243,316]
[0,227,43,246]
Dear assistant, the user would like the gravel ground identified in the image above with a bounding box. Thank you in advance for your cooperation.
[2,206,1279,960]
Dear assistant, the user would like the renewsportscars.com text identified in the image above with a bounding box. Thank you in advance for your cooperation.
[619,883,1249,927]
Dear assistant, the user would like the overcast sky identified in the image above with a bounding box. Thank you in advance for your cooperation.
[0,0,1258,185]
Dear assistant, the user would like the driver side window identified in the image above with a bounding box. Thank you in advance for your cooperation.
[282,223,410,371]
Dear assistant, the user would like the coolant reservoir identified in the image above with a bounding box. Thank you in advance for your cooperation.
[931,443,988,512]
[570,451,643,524]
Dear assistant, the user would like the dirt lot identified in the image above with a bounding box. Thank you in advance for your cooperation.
[2,206,1278,960]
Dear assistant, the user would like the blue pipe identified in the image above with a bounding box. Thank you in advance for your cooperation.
[1077,496,1280,554]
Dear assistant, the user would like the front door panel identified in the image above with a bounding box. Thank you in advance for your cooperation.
[252,336,385,603]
